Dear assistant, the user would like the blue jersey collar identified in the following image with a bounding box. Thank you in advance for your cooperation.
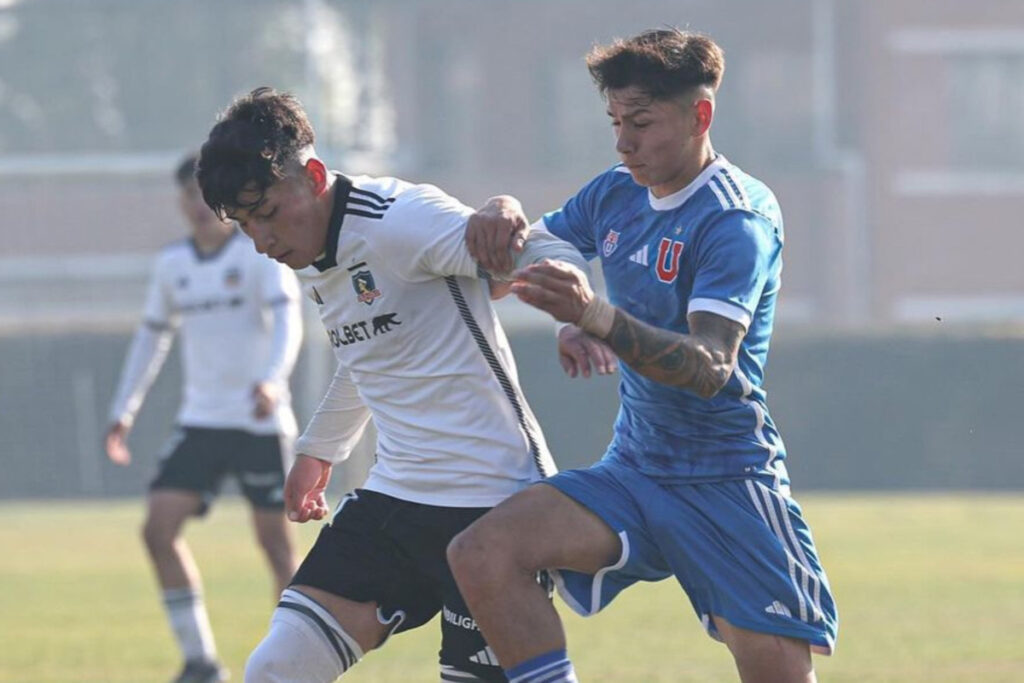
[648,155,729,212]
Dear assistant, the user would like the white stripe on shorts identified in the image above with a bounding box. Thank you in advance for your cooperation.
[745,480,823,623]
[766,486,824,621]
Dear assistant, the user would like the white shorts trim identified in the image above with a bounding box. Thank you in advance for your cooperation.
[550,530,630,617]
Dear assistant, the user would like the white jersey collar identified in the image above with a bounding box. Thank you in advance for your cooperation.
[647,155,729,212]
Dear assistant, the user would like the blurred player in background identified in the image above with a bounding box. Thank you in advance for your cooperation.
[106,154,304,683]
[450,29,838,683]
[196,87,605,683]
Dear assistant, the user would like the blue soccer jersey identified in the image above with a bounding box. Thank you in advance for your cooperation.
[544,156,787,484]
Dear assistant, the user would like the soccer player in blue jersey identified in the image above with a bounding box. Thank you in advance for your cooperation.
[450,29,837,683]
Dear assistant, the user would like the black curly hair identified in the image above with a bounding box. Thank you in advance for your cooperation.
[197,87,315,218]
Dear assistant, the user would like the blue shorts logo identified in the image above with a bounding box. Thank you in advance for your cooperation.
[602,230,621,257]
[352,270,382,305]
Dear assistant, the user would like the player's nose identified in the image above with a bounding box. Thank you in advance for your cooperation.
[248,221,276,254]
[615,131,635,156]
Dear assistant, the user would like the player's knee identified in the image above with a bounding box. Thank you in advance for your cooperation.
[245,632,342,683]
[447,526,485,584]
[447,522,517,587]
[245,589,363,682]
[717,618,813,683]
[244,636,283,683]
[140,517,175,554]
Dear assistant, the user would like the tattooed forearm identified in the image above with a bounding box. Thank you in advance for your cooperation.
[602,309,744,398]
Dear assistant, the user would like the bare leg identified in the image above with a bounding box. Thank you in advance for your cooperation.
[246,586,393,681]
[141,489,204,590]
[713,615,816,683]
[288,585,392,654]
[142,489,220,670]
[447,484,621,668]
[251,507,298,596]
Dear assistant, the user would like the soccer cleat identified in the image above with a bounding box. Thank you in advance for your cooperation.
[171,658,229,683]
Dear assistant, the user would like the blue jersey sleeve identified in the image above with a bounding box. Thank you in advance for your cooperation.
[688,211,775,329]
[541,172,608,259]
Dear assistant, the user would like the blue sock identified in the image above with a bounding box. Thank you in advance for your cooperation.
[505,648,578,683]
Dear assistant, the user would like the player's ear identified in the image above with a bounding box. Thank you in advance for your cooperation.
[693,98,713,137]
[304,158,329,196]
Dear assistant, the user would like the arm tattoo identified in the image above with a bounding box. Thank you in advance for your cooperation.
[603,309,745,398]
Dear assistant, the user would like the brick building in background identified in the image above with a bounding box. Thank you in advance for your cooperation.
[3,0,1024,497]
[1,0,1023,329]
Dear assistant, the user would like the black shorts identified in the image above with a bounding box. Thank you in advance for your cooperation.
[291,489,505,681]
[150,425,289,515]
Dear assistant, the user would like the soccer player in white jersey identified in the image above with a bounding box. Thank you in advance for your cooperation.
[451,29,838,683]
[195,88,599,683]
[106,154,303,683]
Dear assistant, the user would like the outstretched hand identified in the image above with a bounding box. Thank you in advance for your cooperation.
[105,421,132,466]
[466,195,530,275]
[510,259,594,323]
[557,325,617,378]
[284,455,333,523]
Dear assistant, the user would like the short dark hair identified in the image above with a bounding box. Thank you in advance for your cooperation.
[586,29,724,101]
[174,153,197,187]
[197,87,316,217]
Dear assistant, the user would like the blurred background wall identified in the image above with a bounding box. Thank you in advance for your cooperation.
[1,0,1023,497]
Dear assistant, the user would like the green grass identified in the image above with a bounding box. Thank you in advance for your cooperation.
[1,494,1022,682]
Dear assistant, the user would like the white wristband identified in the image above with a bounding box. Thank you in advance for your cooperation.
[577,296,616,338]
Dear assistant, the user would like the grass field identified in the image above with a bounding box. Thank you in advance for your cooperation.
[1,494,1022,682]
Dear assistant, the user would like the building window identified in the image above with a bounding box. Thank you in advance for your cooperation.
[949,54,1024,170]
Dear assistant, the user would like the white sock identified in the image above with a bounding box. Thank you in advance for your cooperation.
[162,587,217,663]
[246,588,363,682]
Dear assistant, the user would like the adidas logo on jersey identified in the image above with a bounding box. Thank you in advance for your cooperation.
[469,646,500,666]
[764,600,792,618]
[628,245,649,266]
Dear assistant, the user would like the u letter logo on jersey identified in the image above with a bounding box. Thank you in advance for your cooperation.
[655,238,684,283]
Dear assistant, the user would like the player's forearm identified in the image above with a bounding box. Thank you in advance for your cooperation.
[108,323,173,424]
[599,308,733,398]
[511,223,591,280]
[295,408,371,464]
[262,300,303,383]
[296,365,373,463]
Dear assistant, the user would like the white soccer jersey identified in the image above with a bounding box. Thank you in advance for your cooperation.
[294,174,583,507]
[109,230,302,435]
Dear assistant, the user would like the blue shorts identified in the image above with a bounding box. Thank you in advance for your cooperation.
[545,459,837,654]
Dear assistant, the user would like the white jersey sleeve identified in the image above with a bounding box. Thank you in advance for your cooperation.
[294,363,372,464]
[142,253,178,329]
[366,184,479,282]
[257,258,303,385]
[107,256,177,426]
[507,219,591,279]
[367,185,590,285]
